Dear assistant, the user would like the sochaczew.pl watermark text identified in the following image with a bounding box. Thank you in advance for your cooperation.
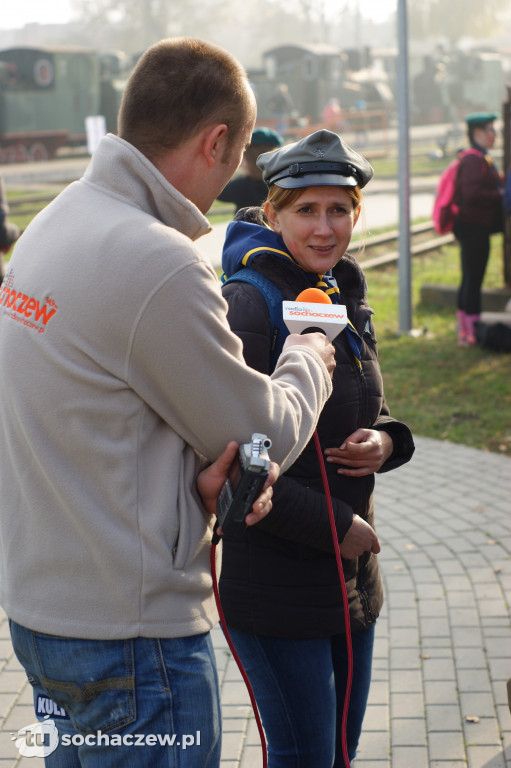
[11,716,201,758]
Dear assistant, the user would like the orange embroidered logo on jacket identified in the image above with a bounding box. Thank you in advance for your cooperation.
[0,279,58,333]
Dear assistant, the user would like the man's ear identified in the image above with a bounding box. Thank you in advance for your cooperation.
[202,124,228,167]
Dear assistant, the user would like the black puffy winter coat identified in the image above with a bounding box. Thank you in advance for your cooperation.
[219,218,415,639]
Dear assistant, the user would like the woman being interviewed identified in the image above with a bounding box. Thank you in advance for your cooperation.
[219,130,414,768]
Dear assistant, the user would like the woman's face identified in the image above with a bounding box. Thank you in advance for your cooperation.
[265,186,360,274]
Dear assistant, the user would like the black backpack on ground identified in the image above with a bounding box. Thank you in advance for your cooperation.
[475,321,511,352]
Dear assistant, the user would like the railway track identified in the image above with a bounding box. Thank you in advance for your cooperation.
[352,221,454,268]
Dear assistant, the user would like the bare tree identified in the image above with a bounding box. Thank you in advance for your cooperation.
[71,0,232,53]
[410,0,509,43]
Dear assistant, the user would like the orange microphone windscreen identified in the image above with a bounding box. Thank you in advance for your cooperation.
[295,288,333,304]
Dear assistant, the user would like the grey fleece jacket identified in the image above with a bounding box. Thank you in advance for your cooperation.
[0,134,332,640]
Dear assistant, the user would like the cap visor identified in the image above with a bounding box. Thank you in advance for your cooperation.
[273,173,358,189]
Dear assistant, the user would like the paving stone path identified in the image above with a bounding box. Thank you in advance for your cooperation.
[0,436,509,767]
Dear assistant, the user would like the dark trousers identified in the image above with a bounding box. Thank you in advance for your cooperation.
[453,221,491,315]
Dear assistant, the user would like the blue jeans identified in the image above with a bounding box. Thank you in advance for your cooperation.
[9,620,221,768]
[227,624,375,768]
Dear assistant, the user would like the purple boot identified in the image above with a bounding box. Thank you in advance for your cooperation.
[465,314,480,346]
[456,310,467,346]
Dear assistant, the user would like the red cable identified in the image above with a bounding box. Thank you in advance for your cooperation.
[211,427,354,768]
[313,429,353,768]
[211,541,268,768]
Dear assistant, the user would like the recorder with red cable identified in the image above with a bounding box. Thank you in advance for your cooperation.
[216,433,272,537]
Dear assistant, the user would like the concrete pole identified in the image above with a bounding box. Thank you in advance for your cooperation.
[397,0,412,333]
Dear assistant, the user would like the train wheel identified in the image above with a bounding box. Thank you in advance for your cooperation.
[5,143,29,163]
[28,142,50,162]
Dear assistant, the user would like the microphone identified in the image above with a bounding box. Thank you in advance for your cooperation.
[295,288,333,304]
[283,288,347,340]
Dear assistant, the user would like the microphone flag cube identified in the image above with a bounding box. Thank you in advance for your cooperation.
[282,300,347,340]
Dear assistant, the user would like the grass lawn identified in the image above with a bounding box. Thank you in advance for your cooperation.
[368,151,451,179]
[367,234,511,457]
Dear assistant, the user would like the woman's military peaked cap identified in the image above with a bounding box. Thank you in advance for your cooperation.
[257,129,374,190]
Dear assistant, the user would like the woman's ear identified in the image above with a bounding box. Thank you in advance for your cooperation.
[264,201,281,234]
[353,204,361,228]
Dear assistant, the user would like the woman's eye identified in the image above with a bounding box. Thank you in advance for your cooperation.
[295,205,351,215]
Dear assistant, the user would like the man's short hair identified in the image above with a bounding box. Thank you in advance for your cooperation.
[118,37,253,162]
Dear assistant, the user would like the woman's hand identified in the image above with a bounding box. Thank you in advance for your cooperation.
[324,429,394,477]
[196,441,279,531]
[339,514,381,559]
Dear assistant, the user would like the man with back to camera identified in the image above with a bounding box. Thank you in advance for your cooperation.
[0,37,335,767]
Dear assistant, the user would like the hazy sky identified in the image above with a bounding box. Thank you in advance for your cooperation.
[2,0,397,30]
[1,0,75,28]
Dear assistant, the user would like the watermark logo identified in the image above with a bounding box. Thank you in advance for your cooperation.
[11,716,59,758]
[11,716,202,758]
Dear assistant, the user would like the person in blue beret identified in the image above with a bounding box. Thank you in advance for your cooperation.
[453,112,504,346]
[216,126,284,213]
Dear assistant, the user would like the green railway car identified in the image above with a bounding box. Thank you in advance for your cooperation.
[0,46,122,163]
